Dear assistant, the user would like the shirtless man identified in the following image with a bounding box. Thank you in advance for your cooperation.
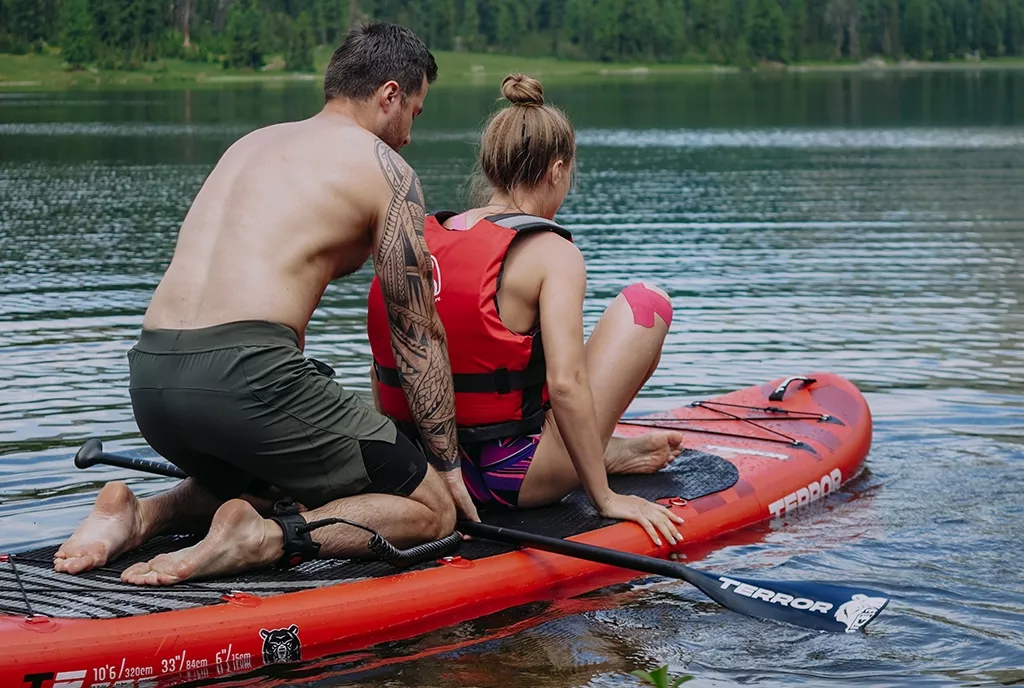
[53,22,478,586]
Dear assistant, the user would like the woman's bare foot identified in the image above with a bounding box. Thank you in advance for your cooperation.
[605,432,683,475]
[54,482,150,575]
[121,500,283,586]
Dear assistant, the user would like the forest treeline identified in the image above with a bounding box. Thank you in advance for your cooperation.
[2,0,1023,71]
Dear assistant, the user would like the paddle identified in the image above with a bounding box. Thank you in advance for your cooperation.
[458,521,889,633]
[73,439,889,633]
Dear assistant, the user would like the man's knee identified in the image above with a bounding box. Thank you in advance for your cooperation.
[620,281,673,329]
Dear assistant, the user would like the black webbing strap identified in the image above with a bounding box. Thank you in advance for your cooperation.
[375,361,546,395]
[395,406,547,446]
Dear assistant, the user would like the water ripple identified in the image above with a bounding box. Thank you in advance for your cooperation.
[577,128,1024,149]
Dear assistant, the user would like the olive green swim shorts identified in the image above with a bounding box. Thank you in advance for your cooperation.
[127,320,427,508]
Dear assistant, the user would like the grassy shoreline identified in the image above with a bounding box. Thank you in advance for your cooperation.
[2,48,1024,91]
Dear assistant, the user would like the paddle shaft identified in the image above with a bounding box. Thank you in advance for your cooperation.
[459,520,697,585]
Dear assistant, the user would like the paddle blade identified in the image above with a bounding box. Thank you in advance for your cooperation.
[683,568,889,632]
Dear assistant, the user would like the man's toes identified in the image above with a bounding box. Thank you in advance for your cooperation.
[156,571,183,586]
[121,562,150,583]
[137,570,170,586]
[58,556,93,575]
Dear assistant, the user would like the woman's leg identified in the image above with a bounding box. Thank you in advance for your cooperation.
[517,283,682,508]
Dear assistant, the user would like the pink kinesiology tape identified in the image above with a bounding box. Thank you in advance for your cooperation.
[622,283,673,328]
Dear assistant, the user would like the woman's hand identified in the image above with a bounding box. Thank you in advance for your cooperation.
[597,492,684,547]
[443,470,481,522]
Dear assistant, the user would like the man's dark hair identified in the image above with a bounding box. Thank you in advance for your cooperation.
[323,22,438,103]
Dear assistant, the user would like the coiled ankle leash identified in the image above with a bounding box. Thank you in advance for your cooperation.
[269,500,463,569]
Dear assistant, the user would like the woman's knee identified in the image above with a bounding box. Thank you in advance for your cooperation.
[618,282,673,330]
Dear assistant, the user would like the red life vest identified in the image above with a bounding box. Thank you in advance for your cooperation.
[367,211,573,444]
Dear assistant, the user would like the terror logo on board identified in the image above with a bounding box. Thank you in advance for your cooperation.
[260,625,302,664]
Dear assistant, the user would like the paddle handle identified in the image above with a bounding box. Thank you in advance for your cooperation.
[75,439,188,480]
[458,520,693,584]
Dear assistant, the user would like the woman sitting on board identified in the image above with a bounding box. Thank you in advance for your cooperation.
[367,74,684,547]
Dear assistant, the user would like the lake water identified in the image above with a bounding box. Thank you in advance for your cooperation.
[1,70,1023,686]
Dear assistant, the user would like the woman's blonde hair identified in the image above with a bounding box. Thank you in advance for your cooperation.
[470,73,575,205]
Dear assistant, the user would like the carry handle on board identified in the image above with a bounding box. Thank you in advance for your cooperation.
[769,376,817,402]
[72,440,890,633]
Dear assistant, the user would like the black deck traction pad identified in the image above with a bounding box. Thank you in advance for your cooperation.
[0,450,737,620]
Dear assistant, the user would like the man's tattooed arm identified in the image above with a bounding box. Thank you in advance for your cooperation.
[371,140,460,471]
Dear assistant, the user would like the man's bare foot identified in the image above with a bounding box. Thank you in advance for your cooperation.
[54,482,150,575]
[606,432,683,475]
[121,500,283,586]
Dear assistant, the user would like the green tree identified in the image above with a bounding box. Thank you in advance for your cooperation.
[658,0,687,58]
[226,0,264,69]
[1008,0,1024,54]
[903,0,931,58]
[428,0,458,49]
[60,0,96,68]
[978,0,1005,55]
[926,0,953,59]
[712,0,744,56]
[459,0,484,50]
[3,0,1017,69]
[313,0,328,43]
[688,0,718,54]
[748,0,789,60]
[788,0,808,59]
[622,0,661,58]
[881,0,900,56]
[564,0,595,53]
[91,0,125,52]
[322,0,344,43]
[948,0,972,53]
[592,0,625,60]
[9,0,46,49]
[495,0,527,51]
[825,0,858,59]
[138,0,168,61]
[288,10,316,70]
[262,11,293,55]
[0,1,10,53]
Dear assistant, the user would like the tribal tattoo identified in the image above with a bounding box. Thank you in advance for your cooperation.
[372,140,460,470]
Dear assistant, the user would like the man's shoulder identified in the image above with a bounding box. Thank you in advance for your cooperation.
[370,139,416,184]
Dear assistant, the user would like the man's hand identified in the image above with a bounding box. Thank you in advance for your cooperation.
[371,139,462,476]
[442,470,480,522]
[598,492,684,547]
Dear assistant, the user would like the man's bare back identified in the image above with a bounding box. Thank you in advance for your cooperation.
[146,116,387,345]
[55,22,477,587]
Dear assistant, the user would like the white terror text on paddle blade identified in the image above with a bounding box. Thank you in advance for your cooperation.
[768,468,842,518]
[717,576,834,614]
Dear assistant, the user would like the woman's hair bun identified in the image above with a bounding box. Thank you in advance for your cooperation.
[500,73,544,107]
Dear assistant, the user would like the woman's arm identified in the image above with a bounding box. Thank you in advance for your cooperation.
[536,237,683,547]
[536,239,613,508]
